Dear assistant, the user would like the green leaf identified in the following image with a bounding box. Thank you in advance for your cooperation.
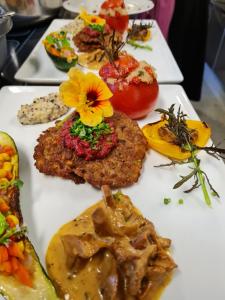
[46,35,55,44]
[61,38,70,48]
[13,179,24,189]
[0,213,7,236]
[89,24,104,32]
[70,118,112,148]
[173,169,197,189]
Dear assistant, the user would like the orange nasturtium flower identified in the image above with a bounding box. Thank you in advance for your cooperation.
[59,68,113,127]
[80,10,106,27]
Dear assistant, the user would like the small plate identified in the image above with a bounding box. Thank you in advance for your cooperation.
[63,0,154,15]
[15,19,183,84]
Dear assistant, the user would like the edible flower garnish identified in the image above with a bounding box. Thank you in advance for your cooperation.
[80,10,106,32]
[60,68,113,126]
[143,104,225,206]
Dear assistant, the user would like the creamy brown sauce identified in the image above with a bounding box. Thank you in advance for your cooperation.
[46,201,173,300]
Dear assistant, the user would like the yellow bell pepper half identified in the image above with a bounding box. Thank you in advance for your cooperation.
[142,120,211,160]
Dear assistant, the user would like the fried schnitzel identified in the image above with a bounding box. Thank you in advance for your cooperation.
[33,111,147,188]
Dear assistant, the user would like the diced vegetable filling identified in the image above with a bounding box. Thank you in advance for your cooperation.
[0,145,32,287]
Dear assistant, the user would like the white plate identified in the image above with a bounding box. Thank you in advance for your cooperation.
[63,0,154,15]
[15,19,183,84]
[0,84,225,299]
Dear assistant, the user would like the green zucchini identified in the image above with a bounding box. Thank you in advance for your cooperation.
[46,50,78,72]
[43,31,78,72]
[0,131,59,300]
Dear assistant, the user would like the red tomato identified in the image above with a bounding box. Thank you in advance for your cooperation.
[101,14,129,33]
[99,54,139,79]
[100,0,128,33]
[101,0,125,9]
[107,80,159,119]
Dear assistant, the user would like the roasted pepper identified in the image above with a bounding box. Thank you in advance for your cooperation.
[142,120,211,160]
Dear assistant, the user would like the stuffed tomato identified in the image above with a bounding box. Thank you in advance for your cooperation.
[99,54,159,119]
[99,0,129,34]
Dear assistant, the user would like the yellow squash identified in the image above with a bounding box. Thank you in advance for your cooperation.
[142,120,211,160]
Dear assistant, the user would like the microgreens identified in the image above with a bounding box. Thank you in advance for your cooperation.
[0,211,27,245]
[70,118,112,148]
[0,179,24,190]
[163,198,171,205]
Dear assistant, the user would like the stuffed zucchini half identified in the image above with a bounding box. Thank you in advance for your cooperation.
[43,31,78,72]
[0,132,59,300]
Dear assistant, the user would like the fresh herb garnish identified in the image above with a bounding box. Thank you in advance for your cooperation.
[127,21,153,39]
[99,30,125,64]
[126,21,153,51]
[0,224,27,245]
[127,40,153,51]
[12,179,24,189]
[90,24,104,32]
[178,199,184,205]
[0,211,27,245]
[156,104,225,206]
[70,118,112,148]
[164,198,171,205]
[0,213,8,236]
[46,32,71,49]
[0,178,24,190]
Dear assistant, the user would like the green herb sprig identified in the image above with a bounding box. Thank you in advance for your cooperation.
[0,178,24,190]
[127,40,152,51]
[155,104,225,206]
[126,21,153,51]
[70,118,112,148]
[0,212,27,245]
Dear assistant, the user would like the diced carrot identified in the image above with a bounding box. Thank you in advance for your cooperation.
[0,200,10,213]
[0,245,9,263]
[49,46,60,57]
[4,146,15,156]
[8,242,25,260]
[15,262,33,288]
[5,171,13,180]
[11,256,20,272]
[6,215,19,228]
[1,261,12,274]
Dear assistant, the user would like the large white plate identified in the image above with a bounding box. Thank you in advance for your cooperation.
[0,84,225,299]
[63,0,154,15]
[15,19,183,84]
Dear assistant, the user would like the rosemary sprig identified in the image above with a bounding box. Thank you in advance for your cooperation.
[155,104,224,206]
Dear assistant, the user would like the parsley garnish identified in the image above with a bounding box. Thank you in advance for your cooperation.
[70,118,112,148]
[164,198,171,205]
[90,24,104,32]
[0,213,7,236]
[178,199,184,205]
